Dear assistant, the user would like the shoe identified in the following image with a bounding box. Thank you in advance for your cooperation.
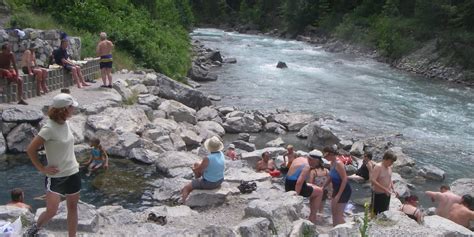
[100,85,108,88]
[18,99,28,105]
[107,85,113,88]
[24,223,40,236]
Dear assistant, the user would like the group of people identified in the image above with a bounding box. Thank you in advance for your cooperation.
[0,31,115,105]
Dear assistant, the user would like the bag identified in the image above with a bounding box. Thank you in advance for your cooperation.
[338,155,353,165]
[269,170,281,177]
[238,181,257,194]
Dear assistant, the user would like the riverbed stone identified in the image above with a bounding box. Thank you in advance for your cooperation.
[131,84,149,94]
[0,205,34,223]
[1,107,43,123]
[296,123,312,138]
[237,217,271,237]
[232,140,256,152]
[388,147,415,168]
[6,123,37,153]
[419,164,446,181]
[86,107,149,134]
[276,61,287,69]
[106,132,141,157]
[200,225,238,236]
[35,201,98,232]
[272,113,314,131]
[137,94,161,110]
[305,122,341,149]
[158,100,197,125]
[264,122,286,134]
[129,148,160,164]
[265,137,285,147]
[451,178,474,197]
[224,57,237,64]
[350,141,364,156]
[238,133,250,142]
[196,106,221,123]
[155,151,201,177]
[186,182,235,208]
[223,115,262,133]
[69,114,86,144]
[225,167,271,183]
[196,121,225,140]
[0,135,5,155]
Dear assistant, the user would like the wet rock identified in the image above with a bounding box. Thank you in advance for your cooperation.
[237,217,271,237]
[6,123,37,153]
[419,164,446,181]
[223,115,263,133]
[129,148,160,164]
[451,178,474,197]
[1,107,43,123]
[264,122,287,134]
[232,140,256,152]
[158,100,197,125]
[35,201,98,232]
[155,151,200,177]
[206,51,223,62]
[305,122,341,149]
[223,57,237,64]
[276,61,287,69]
[189,63,218,82]
[265,137,285,147]
[350,141,364,156]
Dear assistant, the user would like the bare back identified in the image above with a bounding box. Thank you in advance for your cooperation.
[287,157,308,177]
[21,50,35,68]
[97,40,114,56]
[448,203,474,228]
[435,192,462,218]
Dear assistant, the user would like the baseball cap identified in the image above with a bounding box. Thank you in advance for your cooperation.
[51,93,78,108]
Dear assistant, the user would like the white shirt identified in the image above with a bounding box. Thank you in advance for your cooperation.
[38,119,79,178]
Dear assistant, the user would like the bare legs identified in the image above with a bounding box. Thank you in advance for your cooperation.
[71,66,89,88]
[331,201,347,226]
[36,191,79,237]
[33,68,49,95]
[308,184,323,223]
[101,67,113,87]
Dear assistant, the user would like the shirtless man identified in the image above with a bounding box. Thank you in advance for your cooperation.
[448,195,474,229]
[21,43,48,95]
[7,188,31,210]
[0,43,28,104]
[371,151,397,215]
[256,151,276,173]
[283,144,296,168]
[96,32,114,88]
[425,185,462,218]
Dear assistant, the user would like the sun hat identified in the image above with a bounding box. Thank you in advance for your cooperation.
[51,93,78,108]
[228,144,235,149]
[204,136,224,152]
[308,149,323,159]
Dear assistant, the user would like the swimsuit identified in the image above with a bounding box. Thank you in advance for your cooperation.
[402,204,420,222]
[329,165,352,203]
[99,54,113,69]
[285,164,313,197]
[91,148,103,166]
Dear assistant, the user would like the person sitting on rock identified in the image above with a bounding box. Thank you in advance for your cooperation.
[181,136,225,203]
[400,195,423,223]
[285,153,323,223]
[82,137,108,176]
[309,151,331,215]
[256,151,276,173]
[448,194,474,229]
[225,144,237,160]
[348,152,374,183]
[0,43,28,105]
[7,188,31,210]
[21,43,49,95]
[425,185,462,218]
[53,39,89,88]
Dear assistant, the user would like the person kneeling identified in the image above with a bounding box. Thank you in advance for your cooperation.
[181,136,225,203]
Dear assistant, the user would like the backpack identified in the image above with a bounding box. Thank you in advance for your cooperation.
[238,181,257,194]
[338,155,353,165]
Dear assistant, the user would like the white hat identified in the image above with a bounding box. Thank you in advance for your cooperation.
[308,149,323,159]
[52,93,78,108]
[228,144,235,149]
[204,136,224,152]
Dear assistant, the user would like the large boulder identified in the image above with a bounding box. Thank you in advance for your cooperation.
[0,205,34,223]
[237,218,272,237]
[6,123,37,153]
[82,100,120,115]
[419,164,446,181]
[158,100,197,125]
[155,151,201,178]
[186,182,236,208]
[196,121,225,139]
[264,122,286,134]
[392,173,411,198]
[423,215,473,236]
[1,107,43,123]
[196,106,222,123]
[232,140,256,152]
[350,141,365,156]
[388,147,415,169]
[129,148,160,164]
[223,115,263,133]
[225,167,271,183]
[151,177,189,202]
[35,201,98,233]
[155,73,212,109]
[86,107,150,134]
[296,124,312,138]
[188,63,218,82]
[112,79,134,101]
[180,129,203,147]
[0,134,6,155]
[69,114,86,144]
[451,178,474,197]
[305,122,341,149]
[151,118,180,134]
[137,94,162,110]
[271,113,314,131]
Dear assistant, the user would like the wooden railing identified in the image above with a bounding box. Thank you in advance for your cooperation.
[0,59,100,103]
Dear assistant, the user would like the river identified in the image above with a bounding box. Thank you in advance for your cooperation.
[191,28,474,191]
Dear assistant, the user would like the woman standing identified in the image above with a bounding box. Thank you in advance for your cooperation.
[26,93,81,237]
[309,151,331,215]
[323,146,352,226]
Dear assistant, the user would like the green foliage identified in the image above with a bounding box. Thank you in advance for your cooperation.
[371,17,417,59]
[360,202,371,237]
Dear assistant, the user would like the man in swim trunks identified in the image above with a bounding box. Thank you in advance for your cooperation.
[425,185,462,218]
[256,151,276,173]
[96,32,114,88]
[53,39,89,88]
[285,153,323,223]
[371,151,397,215]
[448,194,474,229]
[0,43,28,104]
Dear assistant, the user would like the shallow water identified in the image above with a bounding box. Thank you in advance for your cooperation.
[193,28,474,205]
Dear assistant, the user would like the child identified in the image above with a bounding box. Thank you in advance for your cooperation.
[83,137,108,176]
[371,151,398,215]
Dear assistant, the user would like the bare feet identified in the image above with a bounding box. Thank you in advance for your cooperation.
[82,83,91,87]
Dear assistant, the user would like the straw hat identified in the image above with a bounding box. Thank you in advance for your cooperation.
[204,136,224,152]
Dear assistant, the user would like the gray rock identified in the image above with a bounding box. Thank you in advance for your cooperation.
[186,182,235,208]
[137,94,162,110]
[276,61,287,69]
[81,100,120,115]
[264,122,287,134]
[145,205,197,218]
[226,110,245,118]
[200,225,238,236]
[35,201,98,232]
[97,205,139,226]
[152,118,179,134]
[424,215,473,236]
[196,121,225,140]
[6,123,37,153]
[392,173,411,198]
[131,84,149,94]
[129,148,160,164]
[189,63,218,82]
[339,140,353,151]
[180,129,203,147]
[196,106,220,122]
[225,167,271,183]
[151,177,188,202]
[289,219,318,237]
[223,57,237,64]
[0,205,34,223]
[328,222,359,237]
[388,147,415,169]
[350,141,365,156]
[217,106,235,115]
[208,95,221,101]
[1,107,43,123]
[1,122,17,135]
[238,218,271,237]
[0,134,5,155]
[232,140,256,152]
[86,107,149,134]
[272,113,314,131]
[112,79,134,101]
[107,132,141,157]
[185,78,201,88]
[223,115,262,133]
[156,72,212,109]
[158,100,197,125]
[451,178,474,197]
[206,51,223,62]
[305,122,341,149]
[241,147,286,168]
[265,137,285,147]
[419,164,446,181]
[69,114,86,144]
[155,151,200,177]
[238,133,250,142]
[296,123,312,138]
[170,132,186,151]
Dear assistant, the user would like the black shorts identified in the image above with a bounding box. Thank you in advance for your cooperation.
[63,64,73,72]
[371,192,391,214]
[285,179,313,197]
[45,172,81,196]
[332,182,352,203]
[22,67,29,75]
[100,61,113,69]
